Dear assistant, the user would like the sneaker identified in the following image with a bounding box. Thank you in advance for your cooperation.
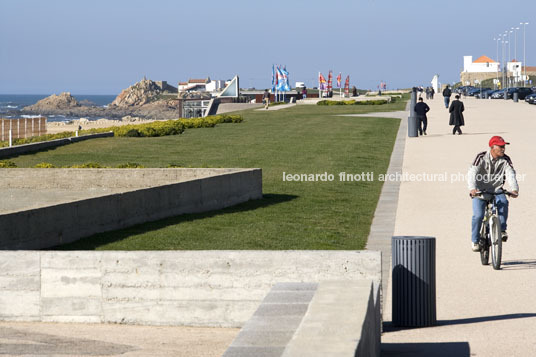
[501,231,508,242]
[471,242,480,252]
[424,131,427,135]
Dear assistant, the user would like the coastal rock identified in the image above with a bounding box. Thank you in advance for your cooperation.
[24,92,80,111]
[111,79,162,107]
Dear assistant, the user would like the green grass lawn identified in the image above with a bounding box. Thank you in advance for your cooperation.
[10,98,406,250]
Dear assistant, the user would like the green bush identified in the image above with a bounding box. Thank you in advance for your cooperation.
[71,162,104,168]
[0,160,17,168]
[117,162,145,168]
[34,162,56,168]
[317,99,388,106]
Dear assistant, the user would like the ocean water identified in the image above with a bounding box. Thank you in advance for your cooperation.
[0,94,116,122]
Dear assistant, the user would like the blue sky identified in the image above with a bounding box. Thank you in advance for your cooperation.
[1,0,534,94]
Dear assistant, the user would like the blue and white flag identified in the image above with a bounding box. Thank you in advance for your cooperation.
[271,65,276,92]
[277,66,290,92]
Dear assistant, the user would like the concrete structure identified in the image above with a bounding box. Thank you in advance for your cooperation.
[0,168,262,249]
[224,280,381,357]
[0,132,113,159]
[0,251,381,328]
[431,74,440,94]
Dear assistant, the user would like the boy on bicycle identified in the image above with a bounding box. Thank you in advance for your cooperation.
[468,136,519,252]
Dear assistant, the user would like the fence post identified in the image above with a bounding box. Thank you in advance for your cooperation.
[9,129,12,147]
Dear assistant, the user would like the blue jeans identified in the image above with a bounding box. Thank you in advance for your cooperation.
[444,96,450,108]
[471,195,508,243]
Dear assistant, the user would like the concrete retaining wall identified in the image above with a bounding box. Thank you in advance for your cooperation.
[0,168,262,249]
[0,132,114,159]
[0,250,381,327]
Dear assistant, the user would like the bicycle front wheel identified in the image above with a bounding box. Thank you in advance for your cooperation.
[490,215,502,270]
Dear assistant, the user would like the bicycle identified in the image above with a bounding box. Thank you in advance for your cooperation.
[474,190,513,270]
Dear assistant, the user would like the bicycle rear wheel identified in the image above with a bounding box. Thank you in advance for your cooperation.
[490,215,502,270]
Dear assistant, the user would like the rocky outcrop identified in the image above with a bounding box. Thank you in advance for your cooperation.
[24,92,80,111]
[110,79,162,107]
[21,80,182,120]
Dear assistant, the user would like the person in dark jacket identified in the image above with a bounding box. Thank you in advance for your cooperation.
[443,85,452,108]
[414,97,430,135]
[449,94,464,135]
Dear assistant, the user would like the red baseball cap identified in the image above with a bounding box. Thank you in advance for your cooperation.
[489,136,510,147]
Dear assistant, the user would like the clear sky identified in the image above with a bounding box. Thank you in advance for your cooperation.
[1,0,534,94]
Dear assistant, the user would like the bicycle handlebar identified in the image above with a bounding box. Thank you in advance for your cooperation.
[471,190,516,198]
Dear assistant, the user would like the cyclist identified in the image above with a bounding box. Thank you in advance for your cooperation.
[468,136,519,252]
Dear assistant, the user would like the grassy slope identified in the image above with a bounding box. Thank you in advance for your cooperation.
[11,98,407,250]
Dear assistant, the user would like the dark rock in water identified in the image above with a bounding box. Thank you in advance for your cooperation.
[79,99,97,107]
[21,81,182,120]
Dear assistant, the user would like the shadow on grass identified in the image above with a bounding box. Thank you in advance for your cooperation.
[383,313,536,333]
[53,193,297,250]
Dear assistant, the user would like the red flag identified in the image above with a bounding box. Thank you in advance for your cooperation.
[327,70,333,92]
[336,73,341,88]
[344,75,350,96]
[319,72,327,90]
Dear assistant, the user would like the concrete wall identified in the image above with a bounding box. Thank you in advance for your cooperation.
[0,132,114,159]
[0,251,381,327]
[0,168,262,249]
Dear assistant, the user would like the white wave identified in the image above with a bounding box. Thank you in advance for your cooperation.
[20,115,43,118]
[5,105,18,108]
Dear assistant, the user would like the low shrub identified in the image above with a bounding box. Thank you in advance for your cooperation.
[116,162,145,168]
[317,99,388,106]
[70,162,103,168]
[0,160,17,168]
[34,162,56,168]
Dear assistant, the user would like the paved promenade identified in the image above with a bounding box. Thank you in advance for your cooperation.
[382,95,536,356]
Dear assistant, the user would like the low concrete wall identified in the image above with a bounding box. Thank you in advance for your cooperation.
[0,251,381,327]
[224,280,381,357]
[0,168,262,249]
[0,132,114,159]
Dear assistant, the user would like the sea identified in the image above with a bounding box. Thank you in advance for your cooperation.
[0,94,116,122]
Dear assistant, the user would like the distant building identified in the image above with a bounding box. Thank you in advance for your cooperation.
[178,77,225,93]
[460,55,500,85]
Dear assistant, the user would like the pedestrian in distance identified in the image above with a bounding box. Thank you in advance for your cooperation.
[443,85,452,108]
[430,87,435,99]
[352,86,358,97]
[449,94,464,135]
[425,87,431,100]
[263,89,270,109]
[302,87,307,99]
[414,97,430,136]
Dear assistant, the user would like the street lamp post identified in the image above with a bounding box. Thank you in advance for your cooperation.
[513,27,520,85]
[494,37,500,89]
[521,22,529,87]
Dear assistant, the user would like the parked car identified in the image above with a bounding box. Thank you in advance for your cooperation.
[467,87,491,97]
[525,93,536,104]
[475,89,497,99]
[494,87,534,100]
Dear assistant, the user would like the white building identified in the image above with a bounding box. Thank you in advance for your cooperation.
[178,77,225,94]
[463,55,500,73]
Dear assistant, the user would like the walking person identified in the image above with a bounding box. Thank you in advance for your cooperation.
[302,87,307,99]
[263,89,270,109]
[414,97,430,135]
[425,87,430,100]
[430,87,435,99]
[442,85,452,108]
[449,94,464,135]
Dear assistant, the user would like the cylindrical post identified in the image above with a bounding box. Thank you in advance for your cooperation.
[408,89,418,137]
[392,236,436,327]
[513,92,519,102]
[8,129,12,147]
